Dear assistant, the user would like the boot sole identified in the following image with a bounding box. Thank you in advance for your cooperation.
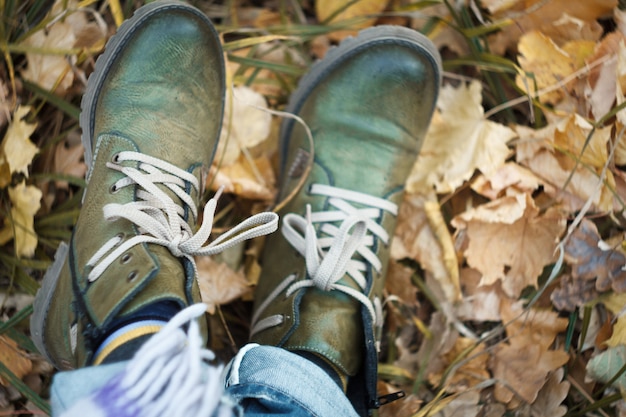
[30,0,218,362]
[278,25,442,172]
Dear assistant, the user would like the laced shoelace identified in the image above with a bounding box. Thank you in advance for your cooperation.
[250,183,398,338]
[62,304,235,417]
[85,151,278,282]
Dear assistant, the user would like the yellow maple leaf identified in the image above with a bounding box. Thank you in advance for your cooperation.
[407,80,515,194]
[516,31,594,105]
[0,181,43,258]
[0,105,38,186]
[452,193,566,298]
[315,0,389,42]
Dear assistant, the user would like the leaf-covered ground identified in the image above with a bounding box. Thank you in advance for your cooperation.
[2,0,626,415]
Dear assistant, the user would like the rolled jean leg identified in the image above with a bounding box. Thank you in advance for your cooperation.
[224,344,359,417]
[49,304,237,417]
[51,362,127,415]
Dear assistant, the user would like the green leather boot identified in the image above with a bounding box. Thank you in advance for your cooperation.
[250,26,441,414]
[31,0,277,370]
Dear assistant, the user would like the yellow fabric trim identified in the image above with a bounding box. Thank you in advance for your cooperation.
[92,325,162,366]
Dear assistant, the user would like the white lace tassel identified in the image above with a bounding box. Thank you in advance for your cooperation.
[117,304,234,417]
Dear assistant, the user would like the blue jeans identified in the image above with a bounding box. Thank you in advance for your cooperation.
[51,343,359,417]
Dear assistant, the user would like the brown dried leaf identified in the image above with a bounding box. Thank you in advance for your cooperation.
[53,134,86,189]
[550,274,599,312]
[385,260,418,306]
[492,334,569,405]
[515,117,616,212]
[452,193,566,298]
[196,256,251,315]
[377,382,422,417]
[471,162,542,200]
[0,335,32,386]
[392,193,460,303]
[500,299,570,348]
[209,153,276,201]
[456,267,504,322]
[564,219,626,292]
[530,368,570,417]
[427,337,490,393]
[487,0,613,54]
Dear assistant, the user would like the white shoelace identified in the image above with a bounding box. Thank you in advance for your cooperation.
[85,151,278,282]
[250,183,397,338]
[61,304,235,417]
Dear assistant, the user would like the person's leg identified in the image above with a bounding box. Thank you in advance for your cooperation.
[223,344,359,417]
[242,26,442,416]
[50,305,235,417]
[29,1,276,415]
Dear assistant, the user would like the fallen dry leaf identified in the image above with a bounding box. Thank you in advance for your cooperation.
[586,344,626,392]
[432,391,481,417]
[196,255,252,314]
[53,134,86,189]
[516,31,594,105]
[315,0,388,41]
[0,181,42,258]
[530,368,570,417]
[562,218,626,292]
[0,335,32,387]
[427,337,490,393]
[456,267,504,322]
[0,105,38,186]
[407,80,515,194]
[471,161,542,200]
[500,299,570,349]
[550,274,599,312]
[492,334,569,405]
[209,153,276,201]
[487,0,613,54]
[20,0,106,95]
[21,21,76,94]
[515,116,616,212]
[392,192,460,303]
[452,193,566,298]
[216,86,272,167]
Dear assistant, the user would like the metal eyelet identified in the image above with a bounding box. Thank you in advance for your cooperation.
[121,253,133,264]
[112,152,121,163]
[127,271,138,282]
[109,183,119,194]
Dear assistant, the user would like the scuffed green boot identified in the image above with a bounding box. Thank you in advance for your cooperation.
[250,26,441,414]
[31,0,277,369]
